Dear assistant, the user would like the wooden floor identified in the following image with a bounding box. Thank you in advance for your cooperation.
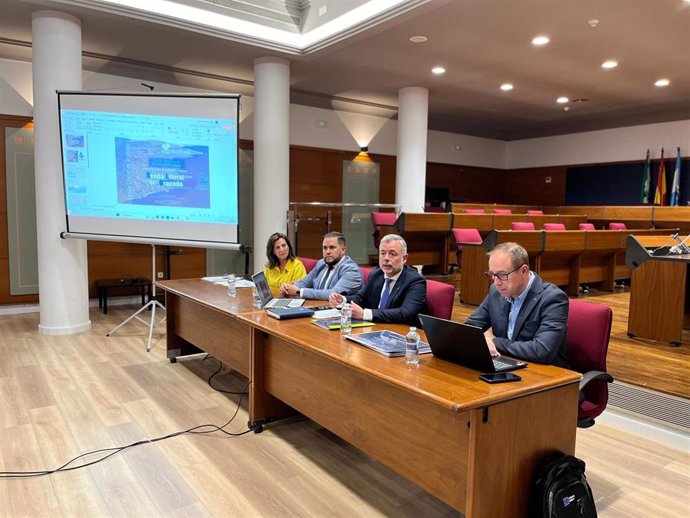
[0,308,688,517]
[436,273,690,399]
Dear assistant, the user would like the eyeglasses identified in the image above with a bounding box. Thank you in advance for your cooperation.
[484,264,525,281]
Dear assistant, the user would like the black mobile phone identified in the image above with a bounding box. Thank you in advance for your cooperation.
[479,372,521,384]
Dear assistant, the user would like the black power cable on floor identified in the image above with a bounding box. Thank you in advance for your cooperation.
[0,368,252,479]
[202,354,247,395]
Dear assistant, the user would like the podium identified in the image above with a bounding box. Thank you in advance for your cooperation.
[625,234,690,345]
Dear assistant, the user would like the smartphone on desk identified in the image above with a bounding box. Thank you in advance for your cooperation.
[479,372,521,384]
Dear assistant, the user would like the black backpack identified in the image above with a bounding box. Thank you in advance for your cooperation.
[531,453,598,518]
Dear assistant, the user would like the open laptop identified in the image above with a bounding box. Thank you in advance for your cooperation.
[419,314,527,373]
[251,271,305,309]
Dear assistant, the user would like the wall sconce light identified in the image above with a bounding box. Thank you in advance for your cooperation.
[353,146,372,162]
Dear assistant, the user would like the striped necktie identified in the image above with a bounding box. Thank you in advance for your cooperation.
[318,265,334,289]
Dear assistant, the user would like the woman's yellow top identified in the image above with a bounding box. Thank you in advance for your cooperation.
[264,258,307,294]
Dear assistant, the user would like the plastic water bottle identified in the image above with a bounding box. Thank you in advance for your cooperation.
[226,274,236,298]
[405,326,420,365]
[340,303,352,334]
[252,285,262,308]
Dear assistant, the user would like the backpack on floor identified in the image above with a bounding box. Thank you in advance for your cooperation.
[531,452,598,518]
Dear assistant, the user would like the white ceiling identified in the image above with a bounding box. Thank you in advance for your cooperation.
[1,0,689,140]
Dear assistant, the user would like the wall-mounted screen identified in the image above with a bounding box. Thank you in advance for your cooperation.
[58,92,240,246]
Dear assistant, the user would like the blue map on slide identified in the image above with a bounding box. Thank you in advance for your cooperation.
[115,138,210,207]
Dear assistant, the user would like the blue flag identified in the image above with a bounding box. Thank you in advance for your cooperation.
[669,147,681,206]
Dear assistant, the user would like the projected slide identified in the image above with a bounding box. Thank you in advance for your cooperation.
[115,138,210,207]
[58,93,240,245]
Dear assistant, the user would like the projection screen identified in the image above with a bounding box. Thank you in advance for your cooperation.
[57,92,240,248]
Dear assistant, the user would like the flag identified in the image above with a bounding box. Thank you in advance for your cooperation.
[670,147,681,206]
[653,148,667,205]
[640,149,651,204]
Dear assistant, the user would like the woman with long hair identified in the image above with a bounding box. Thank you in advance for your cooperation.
[264,232,306,292]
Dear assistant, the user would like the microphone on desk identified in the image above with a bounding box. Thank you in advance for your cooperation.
[650,233,679,255]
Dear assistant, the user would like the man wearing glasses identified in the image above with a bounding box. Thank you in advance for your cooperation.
[465,242,570,367]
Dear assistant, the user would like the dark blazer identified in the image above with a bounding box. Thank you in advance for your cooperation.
[465,274,569,368]
[347,265,428,327]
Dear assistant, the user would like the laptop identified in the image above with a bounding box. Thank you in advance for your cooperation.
[419,314,527,373]
[251,271,305,309]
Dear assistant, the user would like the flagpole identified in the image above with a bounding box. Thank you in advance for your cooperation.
[670,146,681,207]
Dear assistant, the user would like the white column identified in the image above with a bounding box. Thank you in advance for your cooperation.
[32,11,90,335]
[395,87,429,212]
[252,57,290,274]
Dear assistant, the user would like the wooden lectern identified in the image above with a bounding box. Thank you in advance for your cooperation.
[625,234,690,345]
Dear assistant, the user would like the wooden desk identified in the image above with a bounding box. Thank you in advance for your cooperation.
[158,279,580,518]
[625,235,690,344]
[392,212,452,273]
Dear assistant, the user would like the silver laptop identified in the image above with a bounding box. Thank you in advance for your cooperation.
[419,314,527,373]
[251,271,305,309]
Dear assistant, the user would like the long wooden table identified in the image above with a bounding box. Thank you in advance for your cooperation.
[158,279,580,517]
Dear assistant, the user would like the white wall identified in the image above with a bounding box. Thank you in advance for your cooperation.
[506,120,690,169]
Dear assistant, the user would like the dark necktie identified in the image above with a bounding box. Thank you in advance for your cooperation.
[318,265,334,289]
[379,278,392,309]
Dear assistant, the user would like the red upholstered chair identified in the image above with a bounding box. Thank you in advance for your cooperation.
[493,208,512,214]
[578,223,595,230]
[527,210,544,215]
[543,223,566,231]
[371,212,398,249]
[464,208,486,214]
[452,228,482,270]
[609,222,627,230]
[359,266,374,285]
[298,257,319,273]
[567,299,614,428]
[511,221,536,230]
[425,279,455,321]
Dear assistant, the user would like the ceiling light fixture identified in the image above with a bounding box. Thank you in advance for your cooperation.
[587,18,600,28]
[431,66,446,75]
[557,97,569,104]
[409,35,428,43]
[500,83,514,91]
[601,60,618,69]
[655,78,670,87]
[532,35,550,46]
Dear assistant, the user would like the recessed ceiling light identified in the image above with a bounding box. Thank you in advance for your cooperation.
[500,83,514,91]
[587,18,600,28]
[563,106,571,112]
[532,35,550,46]
[431,66,446,75]
[601,60,618,69]
[655,78,670,87]
[557,97,569,104]
[409,35,428,43]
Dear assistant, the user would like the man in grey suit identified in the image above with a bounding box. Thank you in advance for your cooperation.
[281,232,362,301]
[465,242,570,368]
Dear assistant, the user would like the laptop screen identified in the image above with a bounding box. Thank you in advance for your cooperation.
[251,272,274,306]
[419,314,526,373]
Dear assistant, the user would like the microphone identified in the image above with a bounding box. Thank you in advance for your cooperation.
[650,233,678,255]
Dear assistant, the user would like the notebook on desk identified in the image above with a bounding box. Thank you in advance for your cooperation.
[251,271,305,309]
[419,314,527,373]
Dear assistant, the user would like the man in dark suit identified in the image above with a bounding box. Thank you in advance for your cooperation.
[329,234,427,327]
[465,242,570,367]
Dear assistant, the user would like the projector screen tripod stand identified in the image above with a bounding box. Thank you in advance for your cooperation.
[107,244,166,352]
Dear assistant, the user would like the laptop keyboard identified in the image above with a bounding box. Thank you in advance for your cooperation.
[492,357,515,370]
[267,298,304,308]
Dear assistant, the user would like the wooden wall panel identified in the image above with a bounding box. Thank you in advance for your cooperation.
[426,162,504,203]
[503,166,567,205]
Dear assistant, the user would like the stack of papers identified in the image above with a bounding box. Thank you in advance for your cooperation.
[201,276,254,288]
[345,330,431,357]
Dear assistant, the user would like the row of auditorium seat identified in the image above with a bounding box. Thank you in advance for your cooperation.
[298,256,456,321]
[508,222,627,231]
